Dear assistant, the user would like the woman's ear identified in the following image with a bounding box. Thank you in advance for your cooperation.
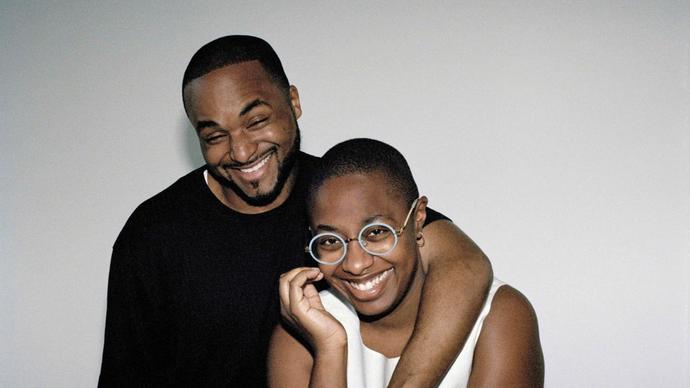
[414,196,428,232]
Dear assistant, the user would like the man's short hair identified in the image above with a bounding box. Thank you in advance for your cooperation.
[308,138,419,212]
[182,35,290,102]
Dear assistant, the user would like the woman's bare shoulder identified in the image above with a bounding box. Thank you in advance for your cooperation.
[468,284,545,387]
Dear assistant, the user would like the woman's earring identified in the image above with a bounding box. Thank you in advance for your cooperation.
[416,232,425,247]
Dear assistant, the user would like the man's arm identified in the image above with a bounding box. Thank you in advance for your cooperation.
[388,220,492,387]
[98,236,168,387]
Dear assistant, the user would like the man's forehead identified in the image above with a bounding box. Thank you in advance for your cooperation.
[183,61,282,116]
[187,61,273,92]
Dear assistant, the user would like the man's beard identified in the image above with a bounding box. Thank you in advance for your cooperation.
[222,126,301,208]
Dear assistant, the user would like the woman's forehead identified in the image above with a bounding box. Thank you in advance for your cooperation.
[312,173,407,222]
[315,172,387,202]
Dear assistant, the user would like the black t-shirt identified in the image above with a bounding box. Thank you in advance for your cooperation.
[99,152,447,387]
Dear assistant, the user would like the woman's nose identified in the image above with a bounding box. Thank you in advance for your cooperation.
[340,240,375,275]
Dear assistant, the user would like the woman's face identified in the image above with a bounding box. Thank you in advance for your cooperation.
[310,171,426,318]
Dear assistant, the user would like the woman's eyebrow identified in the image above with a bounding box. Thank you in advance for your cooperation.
[315,214,387,232]
[315,224,338,233]
[362,214,386,225]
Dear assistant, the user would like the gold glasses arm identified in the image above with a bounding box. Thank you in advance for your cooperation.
[396,198,420,236]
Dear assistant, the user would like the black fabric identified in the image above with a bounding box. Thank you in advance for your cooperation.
[99,152,448,387]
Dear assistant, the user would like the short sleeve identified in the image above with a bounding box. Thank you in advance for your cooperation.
[423,206,451,226]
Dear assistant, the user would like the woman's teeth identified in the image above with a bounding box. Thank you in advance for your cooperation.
[348,269,392,291]
[240,153,271,173]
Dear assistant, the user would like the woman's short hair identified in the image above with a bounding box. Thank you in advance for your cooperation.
[307,138,419,211]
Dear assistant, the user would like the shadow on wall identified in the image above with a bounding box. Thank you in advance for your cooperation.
[179,113,206,169]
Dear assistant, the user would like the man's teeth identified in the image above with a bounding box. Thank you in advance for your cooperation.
[239,153,271,173]
[348,269,392,291]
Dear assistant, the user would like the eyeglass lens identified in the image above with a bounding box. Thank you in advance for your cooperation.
[310,223,397,263]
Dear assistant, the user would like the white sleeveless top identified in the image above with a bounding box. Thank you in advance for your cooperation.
[319,278,505,388]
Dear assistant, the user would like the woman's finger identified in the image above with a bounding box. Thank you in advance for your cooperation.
[279,267,322,322]
[288,268,321,314]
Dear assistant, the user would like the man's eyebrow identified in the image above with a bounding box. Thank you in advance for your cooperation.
[239,99,270,116]
[195,120,218,131]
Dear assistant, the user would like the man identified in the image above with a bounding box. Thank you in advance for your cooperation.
[99,35,492,387]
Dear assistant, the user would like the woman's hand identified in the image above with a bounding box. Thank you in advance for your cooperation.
[279,267,347,352]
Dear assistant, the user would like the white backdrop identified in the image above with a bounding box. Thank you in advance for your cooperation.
[2,1,688,387]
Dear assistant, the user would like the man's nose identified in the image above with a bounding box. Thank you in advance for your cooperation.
[229,131,258,163]
[341,240,375,275]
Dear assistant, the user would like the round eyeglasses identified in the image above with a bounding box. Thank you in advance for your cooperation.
[305,198,419,265]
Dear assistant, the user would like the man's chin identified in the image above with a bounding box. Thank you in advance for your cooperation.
[210,128,300,208]
[244,189,277,206]
[229,180,283,207]
[245,192,281,207]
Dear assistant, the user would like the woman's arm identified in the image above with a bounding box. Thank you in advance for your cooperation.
[270,267,348,388]
[468,286,544,387]
[268,323,348,388]
[389,220,493,387]
[268,324,314,387]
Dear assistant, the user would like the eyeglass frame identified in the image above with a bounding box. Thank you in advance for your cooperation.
[305,198,420,265]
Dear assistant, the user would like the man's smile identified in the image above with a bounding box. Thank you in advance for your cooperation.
[237,151,273,173]
[226,149,276,181]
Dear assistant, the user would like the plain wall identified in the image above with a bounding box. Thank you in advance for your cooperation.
[2,1,688,387]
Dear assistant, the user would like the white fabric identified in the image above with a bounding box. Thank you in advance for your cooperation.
[319,277,505,388]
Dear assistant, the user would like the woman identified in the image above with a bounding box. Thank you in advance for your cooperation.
[268,139,544,387]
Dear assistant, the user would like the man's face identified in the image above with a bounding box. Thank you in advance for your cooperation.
[183,61,302,210]
[310,172,425,318]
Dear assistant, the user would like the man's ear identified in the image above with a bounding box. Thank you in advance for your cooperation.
[289,85,302,119]
[414,196,428,232]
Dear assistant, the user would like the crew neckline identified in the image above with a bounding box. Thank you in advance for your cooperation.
[195,153,312,219]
